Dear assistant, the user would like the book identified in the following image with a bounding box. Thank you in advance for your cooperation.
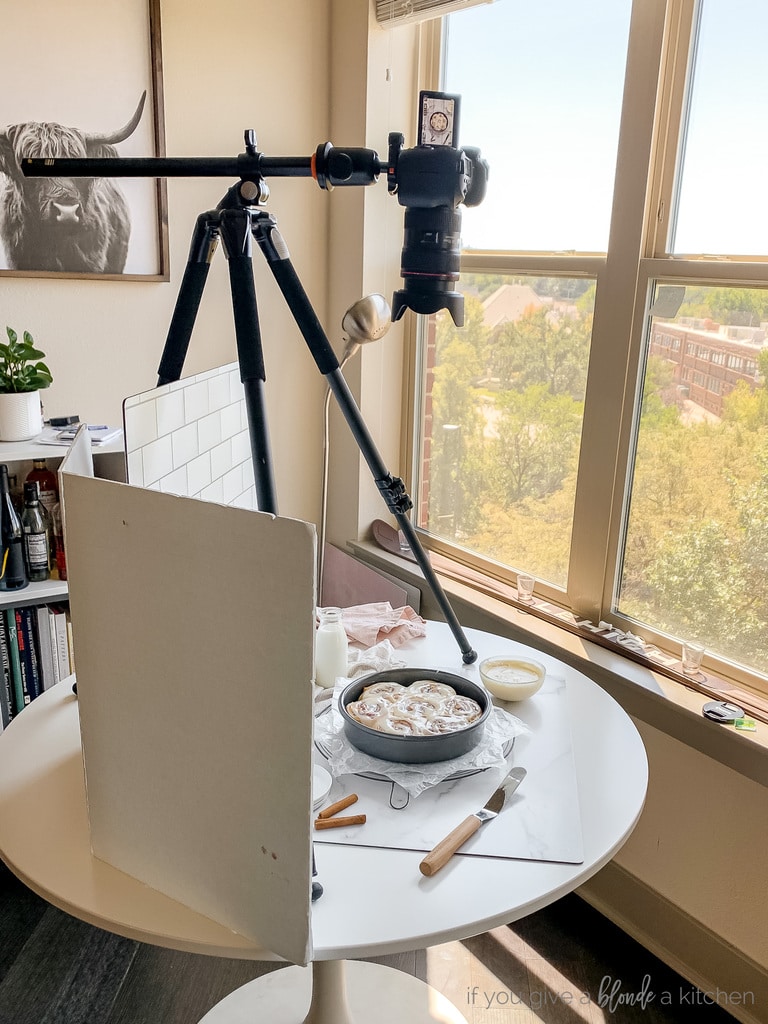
[51,605,71,682]
[46,606,61,686]
[5,609,26,714]
[0,611,14,728]
[15,607,42,704]
[35,605,58,691]
[66,613,76,675]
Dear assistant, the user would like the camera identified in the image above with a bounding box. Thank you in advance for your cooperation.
[387,92,488,327]
[19,89,488,327]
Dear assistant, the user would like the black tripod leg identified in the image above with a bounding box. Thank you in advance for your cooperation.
[158,213,218,386]
[254,219,477,663]
[327,369,477,664]
[220,210,278,514]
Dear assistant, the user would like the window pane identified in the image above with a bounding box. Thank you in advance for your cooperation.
[617,284,768,676]
[416,274,595,588]
[442,0,631,252]
[672,0,768,255]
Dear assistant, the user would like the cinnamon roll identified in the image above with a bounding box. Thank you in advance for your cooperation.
[345,680,483,736]
[408,680,457,699]
[346,697,389,726]
[394,693,443,719]
[378,713,422,735]
[440,695,483,722]
[423,714,467,735]
[360,681,408,702]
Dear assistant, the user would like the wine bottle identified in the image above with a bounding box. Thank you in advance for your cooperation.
[26,459,58,519]
[0,465,28,591]
[21,481,50,582]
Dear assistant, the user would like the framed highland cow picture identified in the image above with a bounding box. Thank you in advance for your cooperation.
[0,0,168,280]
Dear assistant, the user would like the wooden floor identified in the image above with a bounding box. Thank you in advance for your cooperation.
[0,861,738,1023]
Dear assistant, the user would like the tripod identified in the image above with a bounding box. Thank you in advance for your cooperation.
[157,174,477,666]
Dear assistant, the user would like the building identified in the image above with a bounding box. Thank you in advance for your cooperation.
[650,318,764,417]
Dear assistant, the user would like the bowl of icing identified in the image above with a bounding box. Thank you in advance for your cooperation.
[479,656,546,701]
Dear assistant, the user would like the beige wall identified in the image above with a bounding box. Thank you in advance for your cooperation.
[614,719,768,965]
[325,2,420,547]
[2,0,333,525]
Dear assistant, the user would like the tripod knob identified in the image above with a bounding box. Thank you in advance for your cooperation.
[239,179,270,205]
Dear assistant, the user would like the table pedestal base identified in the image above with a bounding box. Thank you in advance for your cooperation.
[199,959,469,1024]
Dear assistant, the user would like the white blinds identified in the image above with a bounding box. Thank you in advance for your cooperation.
[375,0,495,28]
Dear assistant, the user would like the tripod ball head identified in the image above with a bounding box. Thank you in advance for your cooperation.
[312,142,381,190]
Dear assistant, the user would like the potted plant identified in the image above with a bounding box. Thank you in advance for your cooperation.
[0,328,53,441]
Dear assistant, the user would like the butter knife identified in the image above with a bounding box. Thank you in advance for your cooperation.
[419,766,527,877]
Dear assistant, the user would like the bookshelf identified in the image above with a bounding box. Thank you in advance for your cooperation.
[0,434,125,621]
[0,431,126,725]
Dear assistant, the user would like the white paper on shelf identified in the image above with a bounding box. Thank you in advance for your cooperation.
[37,424,123,447]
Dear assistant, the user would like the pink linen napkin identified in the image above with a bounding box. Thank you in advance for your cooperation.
[341,602,427,648]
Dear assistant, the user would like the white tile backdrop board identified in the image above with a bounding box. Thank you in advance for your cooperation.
[122,363,257,508]
[59,471,316,965]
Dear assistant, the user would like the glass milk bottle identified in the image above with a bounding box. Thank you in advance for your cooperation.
[314,607,348,690]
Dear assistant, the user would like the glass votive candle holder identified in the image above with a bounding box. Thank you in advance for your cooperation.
[681,641,705,677]
[517,573,536,603]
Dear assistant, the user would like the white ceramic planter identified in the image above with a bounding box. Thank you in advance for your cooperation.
[0,391,43,442]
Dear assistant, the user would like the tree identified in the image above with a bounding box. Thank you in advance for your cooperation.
[428,334,487,536]
[703,288,768,327]
[722,348,768,428]
[435,295,488,363]
[488,306,590,398]
[640,354,678,424]
[491,385,582,504]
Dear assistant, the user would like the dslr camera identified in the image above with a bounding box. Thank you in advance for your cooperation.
[387,91,488,327]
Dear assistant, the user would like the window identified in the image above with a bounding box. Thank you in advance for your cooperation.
[418,275,594,588]
[410,0,768,696]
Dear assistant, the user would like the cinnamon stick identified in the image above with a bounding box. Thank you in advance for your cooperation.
[314,814,366,830]
[317,793,359,820]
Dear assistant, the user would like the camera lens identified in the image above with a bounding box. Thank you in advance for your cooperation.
[392,206,464,327]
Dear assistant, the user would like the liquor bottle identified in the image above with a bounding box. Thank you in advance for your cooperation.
[7,473,22,514]
[52,501,67,581]
[314,607,348,690]
[0,465,28,591]
[21,481,50,582]
[26,459,58,519]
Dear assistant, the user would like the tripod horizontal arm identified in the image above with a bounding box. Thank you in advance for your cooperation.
[22,145,382,187]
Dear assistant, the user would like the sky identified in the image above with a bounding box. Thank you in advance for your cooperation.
[672,0,768,255]
[443,0,632,252]
[443,0,768,257]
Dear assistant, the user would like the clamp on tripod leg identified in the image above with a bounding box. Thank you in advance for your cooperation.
[375,475,478,665]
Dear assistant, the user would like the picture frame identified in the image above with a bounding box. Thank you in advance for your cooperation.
[0,0,169,281]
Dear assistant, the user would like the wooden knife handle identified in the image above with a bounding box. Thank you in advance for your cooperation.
[419,815,482,877]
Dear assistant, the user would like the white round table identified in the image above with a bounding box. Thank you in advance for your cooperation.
[0,623,648,1024]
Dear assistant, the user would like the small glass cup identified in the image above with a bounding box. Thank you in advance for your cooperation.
[517,573,536,604]
[681,641,705,677]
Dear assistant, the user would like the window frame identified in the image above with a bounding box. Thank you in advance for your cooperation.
[405,0,768,699]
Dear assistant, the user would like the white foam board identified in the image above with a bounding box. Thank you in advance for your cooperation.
[60,472,315,965]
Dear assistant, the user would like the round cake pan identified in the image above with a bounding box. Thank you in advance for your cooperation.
[339,668,490,764]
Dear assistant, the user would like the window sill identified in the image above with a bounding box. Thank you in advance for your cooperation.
[348,539,768,789]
